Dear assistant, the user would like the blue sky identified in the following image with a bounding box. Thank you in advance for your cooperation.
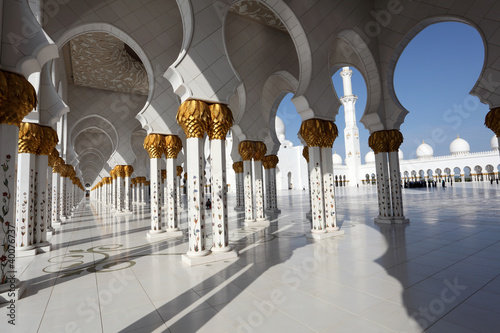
[277,22,493,161]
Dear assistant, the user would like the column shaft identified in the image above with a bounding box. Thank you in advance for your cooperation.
[321,147,337,230]
[16,153,36,251]
[309,147,326,232]
[165,159,178,231]
[149,159,163,233]
[254,161,265,221]
[210,139,229,251]
[186,138,208,256]
[375,152,392,221]
[243,160,254,222]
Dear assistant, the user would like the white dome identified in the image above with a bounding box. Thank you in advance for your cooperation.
[398,149,404,160]
[332,153,342,165]
[416,141,433,158]
[491,135,498,151]
[275,116,286,137]
[449,136,470,155]
[365,151,375,164]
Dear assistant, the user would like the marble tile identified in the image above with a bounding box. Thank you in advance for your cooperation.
[3,183,499,332]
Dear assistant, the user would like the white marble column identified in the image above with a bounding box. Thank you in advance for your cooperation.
[269,167,278,212]
[321,147,338,230]
[253,159,266,221]
[233,162,244,211]
[389,151,408,223]
[116,169,124,213]
[52,170,61,226]
[0,124,21,282]
[185,137,208,256]
[16,149,37,255]
[165,158,181,233]
[210,138,230,251]
[374,152,392,223]
[140,180,146,205]
[243,160,254,223]
[124,173,132,213]
[148,158,164,236]
[46,166,53,234]
[263,156,279,213]
[308,146,326,233]
[34,153,50,251]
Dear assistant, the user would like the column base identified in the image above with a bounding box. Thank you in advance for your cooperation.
[36,241,51,253]
[245,220,270,227]
[52,221,62,228]
[0,279,26,304]
[166,228,182,237]
[182,249,238,266]
[115,210,133,216]
[307,228,345,239]
[375,217,393,224]
[146,229,166,239]
[16,246,37,257]
[393,217,410,224]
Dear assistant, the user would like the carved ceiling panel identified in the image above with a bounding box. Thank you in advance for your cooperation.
[69,32,149,95]
[230,1,287,32]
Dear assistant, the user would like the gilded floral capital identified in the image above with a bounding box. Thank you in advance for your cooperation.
[0,71,37,127]
[124,165,134,177]
[176,166,183,177]
[37,126,59,156]
[115,165,126,178]
[321,121,338,148]
[253,141,267,161]
[302,146,309,163]
[208,104,233,140]
[176,99,209,139]
[299,119,324,147]
[144,133,166,159]
[164,135,182,159]
[263,155,279,169]
[238,141,256,161]
[387,130,404,152]
[485,108,500,137]
[18,122,43,154]
[232,161,243,173]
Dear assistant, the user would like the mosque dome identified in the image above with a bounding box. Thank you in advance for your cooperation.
[365,150,375,164]
[491,135,498,151]
[275,116,286,138]
[449,135,470,156]
[416,141,433,159]
[332,153,342,165]
[398,149,404,160]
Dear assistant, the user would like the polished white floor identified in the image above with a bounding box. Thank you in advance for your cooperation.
[2,182,500,333]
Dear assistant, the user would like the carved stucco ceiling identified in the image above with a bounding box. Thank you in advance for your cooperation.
[68,32,149,95]
[230,1,287,32]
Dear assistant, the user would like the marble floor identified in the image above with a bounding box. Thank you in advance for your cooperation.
[1,182,500,333]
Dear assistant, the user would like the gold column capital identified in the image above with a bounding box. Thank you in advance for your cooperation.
[208,103,233,140]
[0,71,37,127]
[263,155,279,169]
[115,165,126,178]
[299,119,324,147]
[18,122,43,154]
[164,135,183,159]
[37,126,59,156]
[232,161,243,173]
[387,130,404,152]
[144,133,166,159]
[238,141,256,161]
[302,146,309,163]
[110,168,117,180]
[131,178,137,185]
[368,130,403,153]
[253,141,267,161]
[485,108,500,137]
[176,99,210,139]
[177,166,183,177]
[321,121,338,148]
[124,165,134,177]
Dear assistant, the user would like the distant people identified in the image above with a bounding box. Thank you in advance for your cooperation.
[497,178,499,184]
[205,198,211,210]
[442,180,445,187]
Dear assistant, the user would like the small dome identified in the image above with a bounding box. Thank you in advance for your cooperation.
[332,153,342,165]
[491,135,498,151]
[449,135,470,155]
[398,149,404,160]
[416,141,433,158]
[275,116,286,137]
[365,150,375,164]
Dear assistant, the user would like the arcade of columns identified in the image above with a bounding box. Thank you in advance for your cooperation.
[1,72,500,298]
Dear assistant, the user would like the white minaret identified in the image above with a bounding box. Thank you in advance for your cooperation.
[340,67,362,186]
